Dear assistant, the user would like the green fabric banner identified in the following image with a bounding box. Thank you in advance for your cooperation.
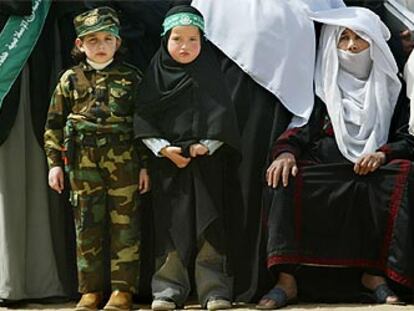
[0,0,51,109]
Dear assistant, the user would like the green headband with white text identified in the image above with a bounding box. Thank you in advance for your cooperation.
[161,12,204,36]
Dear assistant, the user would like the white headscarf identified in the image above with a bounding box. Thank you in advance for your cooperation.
[404,51,414,135]
[191,0,345,127]
[311,7,402,163]
[292,0,346,13]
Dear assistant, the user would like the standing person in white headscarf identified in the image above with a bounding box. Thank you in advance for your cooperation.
[191,0,345,300]
[404,50,414,135]
[261,7,414,309]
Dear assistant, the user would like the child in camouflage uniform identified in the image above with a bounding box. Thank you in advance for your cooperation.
[44,7,149,311]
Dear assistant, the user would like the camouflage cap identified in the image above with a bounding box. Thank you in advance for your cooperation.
[74,6,120,38]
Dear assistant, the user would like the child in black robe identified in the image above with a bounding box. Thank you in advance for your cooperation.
[134,5,240,311]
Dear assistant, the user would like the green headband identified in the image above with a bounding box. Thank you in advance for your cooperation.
[161,12,204,36]
[78,25,120,39]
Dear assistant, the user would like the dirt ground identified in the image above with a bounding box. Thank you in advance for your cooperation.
[1,302,414,311]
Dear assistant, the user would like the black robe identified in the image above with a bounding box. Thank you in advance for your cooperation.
[210,47,293,300]
[134,6,240,267]
[264,96,414,298]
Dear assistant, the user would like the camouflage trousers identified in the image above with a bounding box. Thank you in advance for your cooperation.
[68,142,140,294]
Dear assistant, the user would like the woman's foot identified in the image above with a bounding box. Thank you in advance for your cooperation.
[257,273,297,309]
[362,273,400,304]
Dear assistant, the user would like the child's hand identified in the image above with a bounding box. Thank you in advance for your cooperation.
[139,168,150,194]
[190,143,208,157]
[161,146,191,168]
[48,166,64,194]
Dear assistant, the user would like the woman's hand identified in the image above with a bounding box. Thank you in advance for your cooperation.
[190,143,208,157]
[161,146,191,168]
[48,166,64,194]
[266,152,298,188]
[354,152,386,175]
[138,168,150,194]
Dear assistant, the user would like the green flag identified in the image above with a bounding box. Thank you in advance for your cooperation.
[0,0,51,109]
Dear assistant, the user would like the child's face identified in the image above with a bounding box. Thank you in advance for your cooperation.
[75,31,121,63]
[167,26,201,64]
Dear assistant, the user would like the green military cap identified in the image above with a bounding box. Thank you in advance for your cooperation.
[74,6,120,38]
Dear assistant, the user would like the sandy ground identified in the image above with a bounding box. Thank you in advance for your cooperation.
[1,302,414,310]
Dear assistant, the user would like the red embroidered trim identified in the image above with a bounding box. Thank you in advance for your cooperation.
[378,144,392,156]
[386,267,413,287]
[324,124,334,136]
[267,160,413,288]
[267,255,380,269]
[271,128,301,159]
[380,160,411,263]
[277,128,301,141]
[267,255,413,287]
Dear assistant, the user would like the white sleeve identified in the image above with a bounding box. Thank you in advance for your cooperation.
[200,139,224,155]
[142,138,171,157]
[404,51,414,135]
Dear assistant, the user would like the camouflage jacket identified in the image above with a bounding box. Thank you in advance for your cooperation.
[44,60,147,169]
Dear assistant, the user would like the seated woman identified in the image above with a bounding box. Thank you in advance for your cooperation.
[258,7,414,309]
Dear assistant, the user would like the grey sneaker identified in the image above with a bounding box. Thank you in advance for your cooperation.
[151,298,176,310]
[206,298,232,310]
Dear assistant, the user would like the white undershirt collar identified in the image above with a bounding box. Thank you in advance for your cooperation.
[86,58,114,70]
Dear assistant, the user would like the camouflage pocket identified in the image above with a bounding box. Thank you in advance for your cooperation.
[72,88,94,114]
[108,81,133,116]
